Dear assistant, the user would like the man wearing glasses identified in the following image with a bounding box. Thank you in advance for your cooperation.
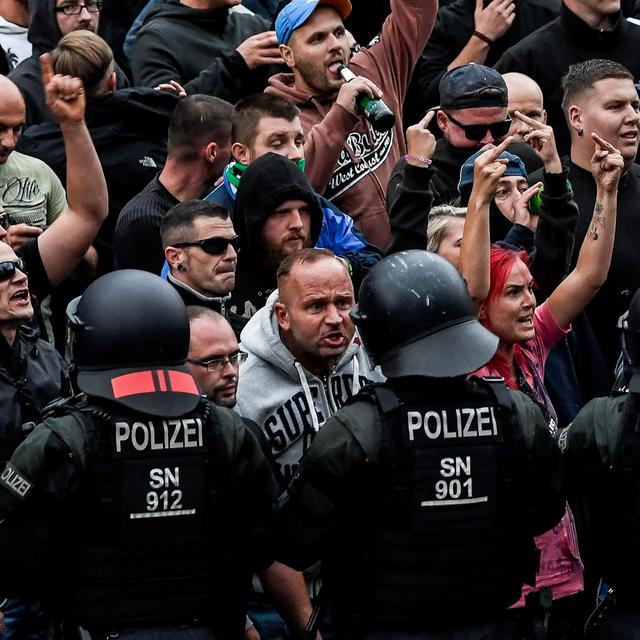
[9,0,128,128]
[187,306,246,408]
[161,200,245,338]
[431,63,512,205]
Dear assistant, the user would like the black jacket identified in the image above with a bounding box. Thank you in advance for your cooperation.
[406,0,559,122]
[11,0,130,129]
[495,4,640,155]
[129,0,276,102]
[0,325,69,462]
[563,160,640,377]
[229,152,323,320]
[17,88,177,271]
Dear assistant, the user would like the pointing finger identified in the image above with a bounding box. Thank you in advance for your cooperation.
[418,110,435,128]
[40,52,53,87]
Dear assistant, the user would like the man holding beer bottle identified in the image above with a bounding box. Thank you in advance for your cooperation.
[266,0,438,251]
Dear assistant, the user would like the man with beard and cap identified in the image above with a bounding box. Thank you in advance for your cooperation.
[266,0,438,250]
[272,250,565,640]
[10,0,129,129]
[0,269,315,640]
[229,152,324,321]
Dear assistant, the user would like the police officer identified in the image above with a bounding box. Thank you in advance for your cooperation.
[559,289,640,639]
[274,250,566,640]
[0,270,310,640]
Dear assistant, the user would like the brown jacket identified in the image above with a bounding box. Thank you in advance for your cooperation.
[266,0,437,249]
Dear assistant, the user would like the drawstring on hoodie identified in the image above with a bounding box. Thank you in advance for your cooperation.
[295,361,321,433]
[351,356,361,395]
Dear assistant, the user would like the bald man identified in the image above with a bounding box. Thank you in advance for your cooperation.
[503,72,547,142]
[0,74,67,231]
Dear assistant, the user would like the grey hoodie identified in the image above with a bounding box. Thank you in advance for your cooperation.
[236,290,384,485]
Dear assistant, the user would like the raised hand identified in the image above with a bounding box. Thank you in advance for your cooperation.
[236,31,283,70]
[474,0,516,42]
[405,110,436,166]
[514,110,562,172]
[513,181,543,231]
[590,133,624,193]
[40,52,85,124]
[470,136,513,206]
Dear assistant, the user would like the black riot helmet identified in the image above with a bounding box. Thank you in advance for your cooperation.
[350,251,499,378]
[65,270,200,416]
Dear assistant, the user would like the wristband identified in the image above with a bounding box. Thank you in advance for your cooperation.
[404,154,432,167]
[473,30,494,45]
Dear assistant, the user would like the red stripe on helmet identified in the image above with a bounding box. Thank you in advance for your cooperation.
[111,371,156,398]
[168,370,199,395]
[156,370,168,392]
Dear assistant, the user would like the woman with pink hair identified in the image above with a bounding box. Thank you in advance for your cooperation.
[459,133,623,637]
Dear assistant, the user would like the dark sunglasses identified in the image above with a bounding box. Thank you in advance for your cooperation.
[0,258,27,282]
[444,111,512,142]
[173,235,241,256]
[0,212,9,231]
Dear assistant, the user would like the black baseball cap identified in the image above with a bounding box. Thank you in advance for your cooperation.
[439,64,508,111]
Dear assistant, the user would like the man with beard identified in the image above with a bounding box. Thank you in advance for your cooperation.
[229,152,324,321]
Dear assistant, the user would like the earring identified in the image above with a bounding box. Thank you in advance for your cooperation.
[577,129,584,137]
[177,264,185,272]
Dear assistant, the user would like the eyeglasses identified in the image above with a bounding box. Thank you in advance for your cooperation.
[173,235,241,256]
[444,112,512,142]
[55,1,102,15]
[188,351,247,373]
[0,258,27,282]
[0,211,9,231]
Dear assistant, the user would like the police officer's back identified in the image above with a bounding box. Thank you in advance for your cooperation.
[274,251,565,639]
[0,270,278,640]
[560,289,640,639]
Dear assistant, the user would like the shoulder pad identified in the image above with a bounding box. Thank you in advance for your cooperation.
[347,383,402,414]
[471,376,513,410]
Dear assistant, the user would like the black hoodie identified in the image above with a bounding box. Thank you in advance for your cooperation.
[16,87,178,271]
[129,0,275,102]
[229,152,323,320]
[495,3,640,155]
[10,0,129,129]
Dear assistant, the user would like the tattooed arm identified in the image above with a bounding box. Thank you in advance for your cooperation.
[546,133,622,329]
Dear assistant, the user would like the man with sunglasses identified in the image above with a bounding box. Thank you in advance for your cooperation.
[429,63,513,205]
[9,0,129,128]
[161,200,245,338]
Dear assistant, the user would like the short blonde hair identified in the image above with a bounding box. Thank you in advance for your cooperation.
[426,205,466,253]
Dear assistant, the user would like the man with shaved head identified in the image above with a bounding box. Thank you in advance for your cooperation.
[503,72,547,141]
[0,75,67,233]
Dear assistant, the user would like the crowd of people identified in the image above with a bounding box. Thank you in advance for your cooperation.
[1,0,640,638]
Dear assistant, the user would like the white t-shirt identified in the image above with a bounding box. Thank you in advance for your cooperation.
[0,16,31,71]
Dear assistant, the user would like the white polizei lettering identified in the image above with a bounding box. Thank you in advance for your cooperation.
[131,422,150,450]
[114,419,204,452]
[182,419,197,447]
[0,465,32,497]
[460,408,478,437]
[442,410,455,438]
[115,422,130,453]
[407,411,422,441]
[424,411,442,438]
[477,406,496,436]
[169,420,184,448]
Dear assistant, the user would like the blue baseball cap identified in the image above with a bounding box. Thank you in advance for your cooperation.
[458,149,527,192]
[276,0,352,45]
